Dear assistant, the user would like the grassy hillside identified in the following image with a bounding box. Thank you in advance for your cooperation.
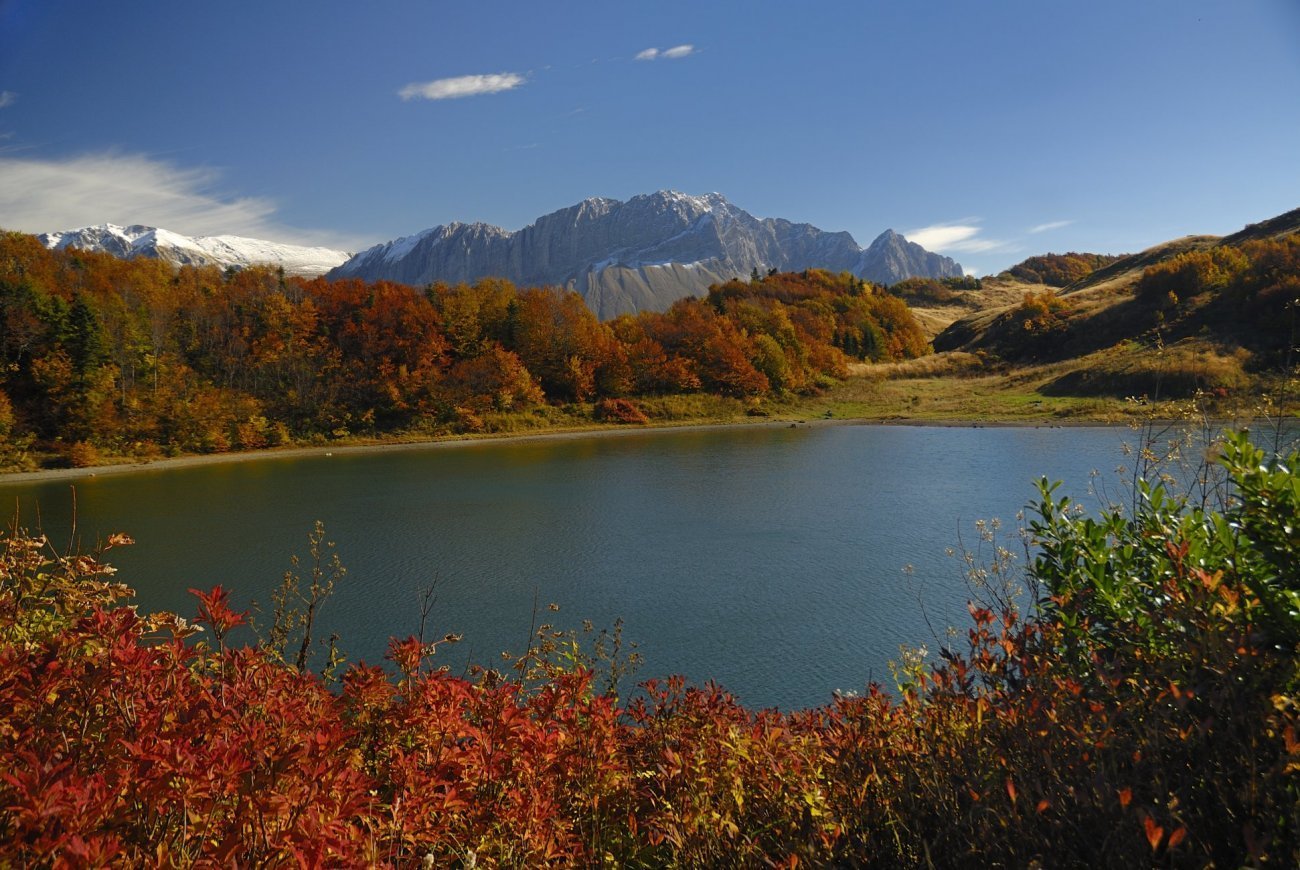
[929,209,1300,405]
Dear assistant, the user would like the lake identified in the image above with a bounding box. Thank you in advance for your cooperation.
[1,423,1146,710]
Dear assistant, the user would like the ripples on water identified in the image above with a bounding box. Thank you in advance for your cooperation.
[1,423,1253,709]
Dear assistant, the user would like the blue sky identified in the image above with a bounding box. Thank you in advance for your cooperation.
[1,0,1297,275]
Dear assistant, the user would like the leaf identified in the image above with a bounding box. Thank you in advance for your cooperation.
[1167,826,1187,849]
[1005,777,1017,804]
[1143,815,1164,851]
[1118,787,1133,808]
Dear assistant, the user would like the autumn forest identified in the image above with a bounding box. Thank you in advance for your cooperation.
[0,232,928,469]
[2,224,1300,865]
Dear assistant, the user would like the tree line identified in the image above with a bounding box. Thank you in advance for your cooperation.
[0,232,929,467]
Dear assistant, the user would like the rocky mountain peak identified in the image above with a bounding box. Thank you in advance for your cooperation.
[856,229,963,283]
[328,193,965,318]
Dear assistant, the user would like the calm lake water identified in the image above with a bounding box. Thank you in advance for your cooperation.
[1,424,1142,710]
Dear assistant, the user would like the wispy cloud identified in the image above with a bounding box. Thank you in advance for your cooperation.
[636,44,696,61]
[904,220,1014,254]
[0,91,16,109]
[0,152,360,248]
[398,72,526,102]
[1028,219,1073,234]
[905,223,980,250]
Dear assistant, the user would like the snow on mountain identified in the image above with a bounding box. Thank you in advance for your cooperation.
[38,224,351,277]
[329,191,964,318]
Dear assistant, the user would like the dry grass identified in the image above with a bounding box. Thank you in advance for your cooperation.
[865,351,989,380]
[1043,339,1253,400]
[904,277,1048,339]
[784,368,1144,423]
[803,335,1279,424]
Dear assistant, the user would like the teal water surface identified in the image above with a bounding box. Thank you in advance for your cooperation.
[1,424,1138,710]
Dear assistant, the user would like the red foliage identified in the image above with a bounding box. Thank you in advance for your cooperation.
[594,397,650,424]
[190,583,246,648]
[0,512,1296,865]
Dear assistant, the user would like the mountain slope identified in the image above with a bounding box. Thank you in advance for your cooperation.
[329,191,963,318]
[931,206,1300,397]
[39,224,351,277]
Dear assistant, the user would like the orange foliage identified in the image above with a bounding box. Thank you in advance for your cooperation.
[1006,252,1122,286]
[0,238,935,458]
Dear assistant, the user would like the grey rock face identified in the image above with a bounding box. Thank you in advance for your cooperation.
[855,229,964,285]
[329,192,964,318]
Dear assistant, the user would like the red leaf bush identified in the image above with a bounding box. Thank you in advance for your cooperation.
[1,431,1296,865]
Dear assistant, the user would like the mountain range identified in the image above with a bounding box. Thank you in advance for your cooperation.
[37,192,963,317]
[38,224,351,277]
[330,191,963,318]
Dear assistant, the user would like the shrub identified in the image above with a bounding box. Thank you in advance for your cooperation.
[0,389,12,439]
[593,397,649,425]
[1007,252,1123,286]
[65,439,101,468]
[1137,246,1251,301]
[0,431,1295,865]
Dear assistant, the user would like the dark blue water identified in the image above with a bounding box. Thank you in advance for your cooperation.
[0,424,1138,709]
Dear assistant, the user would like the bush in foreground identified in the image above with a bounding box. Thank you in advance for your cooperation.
[0,432,1296,866]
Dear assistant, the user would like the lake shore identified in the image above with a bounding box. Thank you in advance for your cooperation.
[0,413,1126,485]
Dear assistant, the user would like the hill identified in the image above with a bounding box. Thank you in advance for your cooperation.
[930,207,1300,401]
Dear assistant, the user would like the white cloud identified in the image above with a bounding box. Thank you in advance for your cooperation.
[398,72,526,102]
[1028,219,1073,234]
[904,221,1014,254]
[0,91,16,109]
[949,237,1012,253]
[905,223,980,250]
[636,44,696,61]
[0,152,358,248]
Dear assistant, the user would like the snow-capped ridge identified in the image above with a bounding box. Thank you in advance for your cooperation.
[38,224,351,277]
